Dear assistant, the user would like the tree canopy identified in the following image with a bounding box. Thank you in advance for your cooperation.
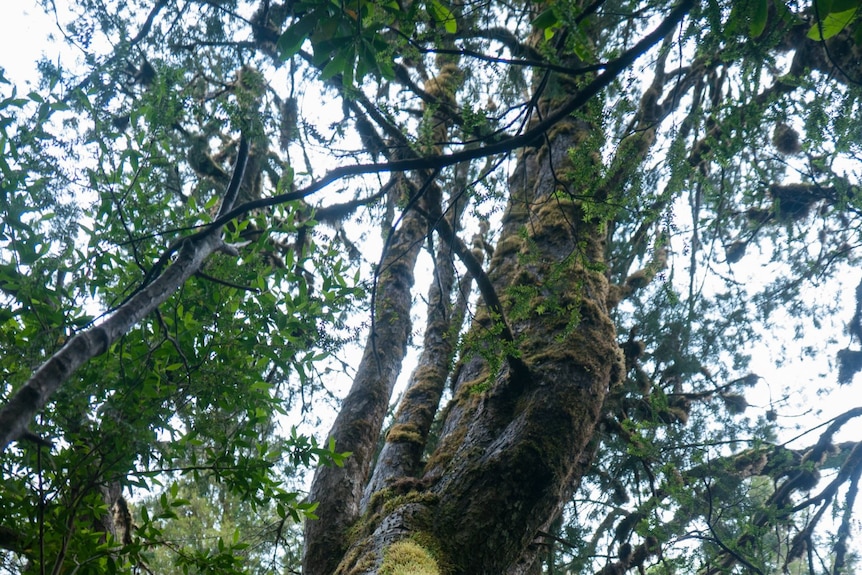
[3,0,862,573]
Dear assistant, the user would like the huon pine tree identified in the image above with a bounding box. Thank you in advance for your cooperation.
[2,0,862,573]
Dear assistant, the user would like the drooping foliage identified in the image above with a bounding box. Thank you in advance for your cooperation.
[2,0,862,573]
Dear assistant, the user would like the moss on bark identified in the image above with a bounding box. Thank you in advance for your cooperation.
[380,540,441,575]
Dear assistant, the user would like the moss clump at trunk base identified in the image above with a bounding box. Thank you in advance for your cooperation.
[380,539,441,575]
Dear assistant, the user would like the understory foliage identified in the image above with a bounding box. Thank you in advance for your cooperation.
[2,0,862,573]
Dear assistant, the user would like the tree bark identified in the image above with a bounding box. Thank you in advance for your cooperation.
[429,123,623,573]
[303,3,700,572]
[302,177,436,575]
[327,119,624,574]
[360,184,473,510]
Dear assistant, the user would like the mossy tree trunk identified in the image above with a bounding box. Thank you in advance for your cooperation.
[303,191,434,575]
[9,0,862,572]
[306,116,626,574]
[425,121,623,574]
[301,1,685,571]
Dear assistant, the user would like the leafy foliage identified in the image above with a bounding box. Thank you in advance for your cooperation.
[2,0,862,573]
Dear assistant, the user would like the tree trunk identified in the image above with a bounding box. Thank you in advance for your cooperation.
[299,1,703,570]
[303,181,435,574]
[432,123,623,574]
[308,118,624,573]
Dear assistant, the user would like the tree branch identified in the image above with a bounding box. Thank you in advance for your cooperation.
[0,134,249,451]
[202,0,697,237]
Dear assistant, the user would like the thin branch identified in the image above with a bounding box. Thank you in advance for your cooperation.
[832,464,862,574]
[204,0,696,242]
[313,185,390,223]
[195,270,260,292]
[419,206,531,382]
[0,133,250,451]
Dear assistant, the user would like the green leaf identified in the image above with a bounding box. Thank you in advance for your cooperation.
[428,0,457,33]
[320,53,349,81]
[830,0,859,12]
[377,57,396,80]
[572,38,591,61]
[749,0,768,37]
[277,13,319,58]
[807,7,858,39]
[531,7,558,30]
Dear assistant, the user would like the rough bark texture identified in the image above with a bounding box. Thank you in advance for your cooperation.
[427,123,623,573]
[360,204,471,510]
[304,59,463,574]
[303,188,434,575]
[327,118,624,574]
[301,2,702,572]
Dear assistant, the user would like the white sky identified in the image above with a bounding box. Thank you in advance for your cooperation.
[0,3,56,88]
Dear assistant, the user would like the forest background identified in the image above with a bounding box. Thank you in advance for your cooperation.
[2,0,862,574]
